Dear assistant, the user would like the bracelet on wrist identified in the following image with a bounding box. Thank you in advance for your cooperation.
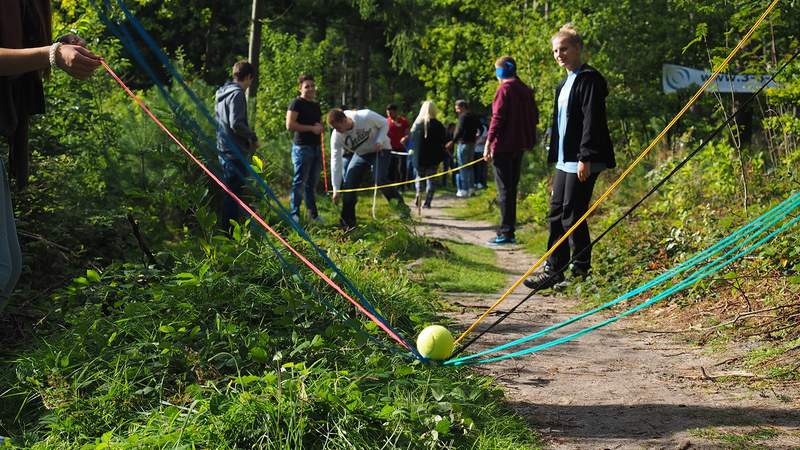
[49,42,63,70]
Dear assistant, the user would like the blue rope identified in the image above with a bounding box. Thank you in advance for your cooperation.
[95,1,422,360]
[447,194,800,366]
[447,191,800,364]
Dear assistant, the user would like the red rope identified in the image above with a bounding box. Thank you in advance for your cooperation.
[101,60,410,350]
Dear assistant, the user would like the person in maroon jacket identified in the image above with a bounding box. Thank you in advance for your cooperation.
[483,55,538,246]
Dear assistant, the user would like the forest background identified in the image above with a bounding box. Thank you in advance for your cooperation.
[0,0,798,448]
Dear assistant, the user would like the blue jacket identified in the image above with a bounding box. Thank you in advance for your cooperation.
[215,81,257,161]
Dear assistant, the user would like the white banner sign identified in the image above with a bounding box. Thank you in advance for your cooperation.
[662,63,779,94]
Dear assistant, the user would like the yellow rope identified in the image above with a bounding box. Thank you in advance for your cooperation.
[336,157,484,193]
[453,0,781,346]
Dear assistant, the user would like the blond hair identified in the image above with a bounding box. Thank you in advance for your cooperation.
[551,23,583,49]
[413,100,439,138]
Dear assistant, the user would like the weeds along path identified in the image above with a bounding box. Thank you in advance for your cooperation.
[413,193,800,450]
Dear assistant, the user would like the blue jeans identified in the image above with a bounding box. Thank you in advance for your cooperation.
[219,157,247,230]
[473,149,487,186]
[290,144,322,217]
[456,143,475,191]
[0,159,22,313]
[341,150,403,227]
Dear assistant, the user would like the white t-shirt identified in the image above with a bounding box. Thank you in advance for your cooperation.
[330,109,391,192]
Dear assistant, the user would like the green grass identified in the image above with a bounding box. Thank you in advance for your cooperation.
[689,427,781,450]
[414,240,508,294]
[0,215,541,449]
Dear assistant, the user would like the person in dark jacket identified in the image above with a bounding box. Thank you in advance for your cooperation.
[525,24,616,290]
[215,60,258,230]
[1,0,101,313]
[447,100,482,197]
[410,101,447,209]
[483,55,539,246]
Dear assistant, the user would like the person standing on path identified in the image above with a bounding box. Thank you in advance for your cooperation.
[447,100,482,198]
[410,101,447,209]
[1,0,102,313]
[215,60,259,231]
[483,56,539,246]
[286,74,324,224]
[525,24,616,290]
[328,108,409,229]
[386,104,410,187]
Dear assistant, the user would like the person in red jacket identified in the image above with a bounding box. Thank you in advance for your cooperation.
[483,55,539,246]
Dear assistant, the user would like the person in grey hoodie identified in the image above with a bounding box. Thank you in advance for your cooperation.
[215,60,258,230]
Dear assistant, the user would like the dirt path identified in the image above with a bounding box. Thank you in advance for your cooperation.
[414,194,800,450]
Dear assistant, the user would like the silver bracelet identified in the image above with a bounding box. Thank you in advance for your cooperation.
[49,42,63,69]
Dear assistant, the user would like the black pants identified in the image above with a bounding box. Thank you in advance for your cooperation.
[492,151,523,238]
[546,169,599,274]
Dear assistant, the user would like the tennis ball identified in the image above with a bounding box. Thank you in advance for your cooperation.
[416,325,454,360]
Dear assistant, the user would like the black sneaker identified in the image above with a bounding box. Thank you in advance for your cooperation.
[523,270,565,291]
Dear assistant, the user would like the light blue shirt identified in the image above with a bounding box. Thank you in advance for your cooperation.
[556,70,580,173]
[556,69,605,175]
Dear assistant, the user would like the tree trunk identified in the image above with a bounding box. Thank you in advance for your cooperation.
[247,0,262,127]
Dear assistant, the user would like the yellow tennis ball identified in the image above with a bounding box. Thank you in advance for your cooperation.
[416,325,454,360]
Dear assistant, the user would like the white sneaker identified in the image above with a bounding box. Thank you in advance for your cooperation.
[290,214,300,223]
[476,183,486,189]
[456,190,467,198]
[311,215,324,224]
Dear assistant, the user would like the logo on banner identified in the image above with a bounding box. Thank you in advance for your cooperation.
[662,64,779,94]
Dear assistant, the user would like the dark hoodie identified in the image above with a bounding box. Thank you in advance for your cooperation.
[547,64,616,168]
[215,81,257,161]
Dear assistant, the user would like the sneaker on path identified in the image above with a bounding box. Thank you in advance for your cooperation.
[523,270,566,291]
[487,235,516,246]
[456,190,468,198]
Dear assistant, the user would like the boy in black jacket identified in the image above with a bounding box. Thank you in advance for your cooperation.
[525,24,616,290]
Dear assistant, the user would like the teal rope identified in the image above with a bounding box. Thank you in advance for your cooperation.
[447,191,800,365]
[447,192,800,366]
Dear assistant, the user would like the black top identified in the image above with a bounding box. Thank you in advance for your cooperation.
[453,111,482,144]
[288,97,322,146]
[548,64,616,168]
[416,119,447,167]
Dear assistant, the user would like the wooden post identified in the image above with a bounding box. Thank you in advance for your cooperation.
[247,0,262,127]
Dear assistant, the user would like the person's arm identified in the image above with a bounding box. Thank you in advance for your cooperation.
[577,75,605,181]
[229,90,258,149]
[366,110,391,150]
[485,87,508,160]
[0,44,100,79]
[285,105,323,134]
[330,132,345,196]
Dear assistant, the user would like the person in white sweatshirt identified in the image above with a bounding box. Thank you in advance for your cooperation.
[327,108,409,228]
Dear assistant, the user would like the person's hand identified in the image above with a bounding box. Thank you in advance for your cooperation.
[374,143,383,152]
[311,123,324,135]
[577,161,591,182]
[58,34,87,47]
[331,191,339,203]
[483,142,493,162]
[55,44,101,80]
[445,141,454,151]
